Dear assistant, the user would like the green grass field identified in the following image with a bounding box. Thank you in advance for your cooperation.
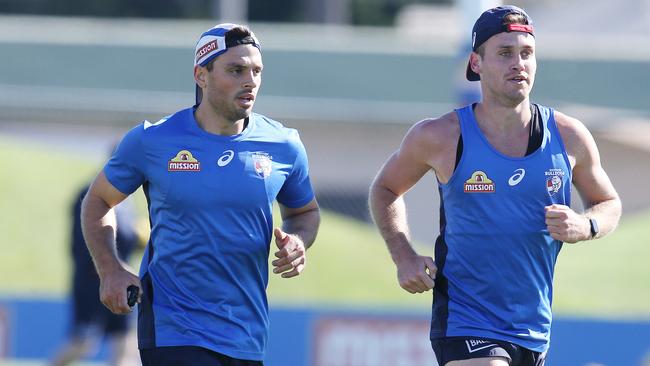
[1,136,649,319]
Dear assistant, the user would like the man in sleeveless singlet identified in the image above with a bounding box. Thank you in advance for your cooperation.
[369,5,621,366]
[80,24,320,366]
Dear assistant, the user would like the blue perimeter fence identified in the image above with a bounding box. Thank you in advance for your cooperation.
[1,297,649,365]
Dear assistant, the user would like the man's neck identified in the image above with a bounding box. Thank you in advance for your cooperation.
[474,98,532,133]
[194,104,246,136]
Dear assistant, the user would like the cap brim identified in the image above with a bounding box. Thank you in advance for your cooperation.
[466,59,480,81]
[195,84,202,105]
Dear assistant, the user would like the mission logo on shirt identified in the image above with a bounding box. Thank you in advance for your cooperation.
[464,170,495,193]
[168,150,201,172]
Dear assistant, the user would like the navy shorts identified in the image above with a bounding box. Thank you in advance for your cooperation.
[431,337,546,366]
[140,346,263,366]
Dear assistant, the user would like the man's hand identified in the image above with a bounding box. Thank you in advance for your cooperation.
[99,266,141,314]
[396,254,437,294]
[545,204,590,243]
[272,228,306,278]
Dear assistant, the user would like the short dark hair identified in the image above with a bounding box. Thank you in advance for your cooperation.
[205,26,255,72]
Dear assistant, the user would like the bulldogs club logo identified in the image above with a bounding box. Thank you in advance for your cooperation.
[545,168,565,196]
[251,152,272,178]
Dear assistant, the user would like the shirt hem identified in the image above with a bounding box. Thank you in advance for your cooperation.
[139,339,264,361]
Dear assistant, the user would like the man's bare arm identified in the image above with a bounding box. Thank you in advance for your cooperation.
[369,119,444,293]
[81,171,141,313]
[272,198,320,278]
[546,113,622,243]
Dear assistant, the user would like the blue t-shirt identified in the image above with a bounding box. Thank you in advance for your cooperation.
[104,107,315,360]
[431,104,571,352]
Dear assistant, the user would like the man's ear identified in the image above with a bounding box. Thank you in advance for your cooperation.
[469,52,482,76]
[194,65,207,88]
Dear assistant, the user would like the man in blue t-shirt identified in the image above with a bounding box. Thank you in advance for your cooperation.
[369,5,621,366]
[81,23,320,366]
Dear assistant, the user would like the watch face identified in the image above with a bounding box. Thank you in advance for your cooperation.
[590,218,599,237]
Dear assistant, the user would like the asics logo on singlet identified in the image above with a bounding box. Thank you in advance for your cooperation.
[508,168,526,186]
[217,150,235,167]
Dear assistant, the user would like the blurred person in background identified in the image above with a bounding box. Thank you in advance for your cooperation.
[51,178,140,366]
[81,23,320,366]
[369,5,621,366]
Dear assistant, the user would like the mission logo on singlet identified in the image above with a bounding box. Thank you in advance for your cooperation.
[464,170,495,193]
[168,150,201,172]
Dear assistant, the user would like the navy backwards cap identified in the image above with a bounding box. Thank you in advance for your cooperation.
[194,23,261,105]
[466,5,534,81]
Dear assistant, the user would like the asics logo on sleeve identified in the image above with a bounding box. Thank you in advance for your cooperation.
[508,168,526,186]
[217,150,235,167]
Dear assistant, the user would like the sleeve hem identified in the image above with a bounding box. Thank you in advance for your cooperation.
[277,193,315,209]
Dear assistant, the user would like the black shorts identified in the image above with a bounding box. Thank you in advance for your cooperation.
[431,337,546,366]
[140,346,263,366]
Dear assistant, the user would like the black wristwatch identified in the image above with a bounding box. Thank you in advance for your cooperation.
[588,217,599,239]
